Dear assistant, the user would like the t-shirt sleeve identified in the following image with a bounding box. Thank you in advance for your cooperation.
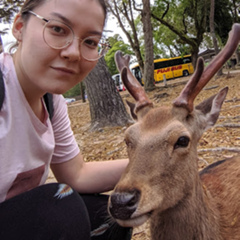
[50,94,80,164]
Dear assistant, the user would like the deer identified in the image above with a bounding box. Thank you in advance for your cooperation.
[108,23,240,240]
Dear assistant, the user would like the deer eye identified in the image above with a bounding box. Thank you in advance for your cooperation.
[174,136,190,149]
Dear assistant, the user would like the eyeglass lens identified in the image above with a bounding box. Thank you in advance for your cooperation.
[43,19,108,61]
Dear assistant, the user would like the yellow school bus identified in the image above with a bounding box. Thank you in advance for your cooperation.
[130,55,194,84]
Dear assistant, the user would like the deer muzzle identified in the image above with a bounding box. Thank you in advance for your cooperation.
[108,189,152,227]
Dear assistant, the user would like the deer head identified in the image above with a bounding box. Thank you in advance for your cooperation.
[108,24,240,228]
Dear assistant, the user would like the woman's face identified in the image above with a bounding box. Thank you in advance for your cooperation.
[13,0,105,95]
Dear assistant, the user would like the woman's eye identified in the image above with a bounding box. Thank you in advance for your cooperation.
[174,136,190,149]
[84,39,99,48]
[46,21,70,36]
[52,26,65,34]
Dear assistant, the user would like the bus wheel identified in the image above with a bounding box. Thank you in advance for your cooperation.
[183,70,189,76]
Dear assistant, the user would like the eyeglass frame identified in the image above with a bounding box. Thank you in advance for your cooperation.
[25,10,110,61]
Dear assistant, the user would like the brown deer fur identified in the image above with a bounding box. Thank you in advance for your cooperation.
[108,24,240,240]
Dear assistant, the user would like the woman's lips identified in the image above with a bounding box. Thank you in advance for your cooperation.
[51,66,77,75]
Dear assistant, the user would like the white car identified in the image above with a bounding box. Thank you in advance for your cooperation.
[112,74,126,91]
[65,98,76,104]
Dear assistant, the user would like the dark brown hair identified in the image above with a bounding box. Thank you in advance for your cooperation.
[20,0,107,20]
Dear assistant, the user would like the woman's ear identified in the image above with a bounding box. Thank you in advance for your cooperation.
[12,13,24,42]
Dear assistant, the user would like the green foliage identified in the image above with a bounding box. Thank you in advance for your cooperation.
[212,0,234,44]
[63,84,82,98]
[105,34,133,75]
[150,0,236,58]
[151,0,192,58]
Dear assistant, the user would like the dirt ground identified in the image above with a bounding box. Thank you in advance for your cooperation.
[48,70,240,240]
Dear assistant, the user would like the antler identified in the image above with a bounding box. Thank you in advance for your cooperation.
[115,51,153,114]
[173,23,240,112]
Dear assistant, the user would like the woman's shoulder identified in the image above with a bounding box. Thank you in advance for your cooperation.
[0,52,13,65]
[52,94,66,110]
[0,52,14,73]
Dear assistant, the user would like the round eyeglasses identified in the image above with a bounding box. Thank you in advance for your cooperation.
[27,11,110,61]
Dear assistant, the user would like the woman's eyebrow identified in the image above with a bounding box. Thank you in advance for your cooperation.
[87,30,102,37]
[49,12,103,37]
[49,12,72,25]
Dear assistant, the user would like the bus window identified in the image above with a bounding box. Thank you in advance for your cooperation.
[130,65,143,85]
[133,67,143,85]
[183,56,191,63]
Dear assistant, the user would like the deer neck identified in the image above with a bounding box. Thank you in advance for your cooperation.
[150,176,221,240]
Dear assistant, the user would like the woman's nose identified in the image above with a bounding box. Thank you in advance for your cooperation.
[60,37,81,61]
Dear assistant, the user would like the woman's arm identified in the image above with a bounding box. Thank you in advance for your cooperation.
[51,153,129,193]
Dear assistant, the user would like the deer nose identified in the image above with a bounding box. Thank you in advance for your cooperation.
[108,189,140,220]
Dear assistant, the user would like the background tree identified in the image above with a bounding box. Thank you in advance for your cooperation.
[151,0,237,67]
[226,0,240,65]
[107,0,144,72]
[152,23,192,58]
[213,0,234,44]
[0,0,24,23]
[209,0,223,76]
[0,0,24,52]
[105,34,133,75]
[84,57,132,131]
[151,0,209,68]
[106,0,238,81]
[106,0,157,91]
[63,84,81,98]
[229,0,240,23]
[135,0,155,90]
[107,0,155,90]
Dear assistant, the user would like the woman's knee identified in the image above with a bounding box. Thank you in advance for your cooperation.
[0,183,91,240]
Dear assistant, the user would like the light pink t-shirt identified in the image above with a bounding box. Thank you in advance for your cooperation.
[0,53,80,203]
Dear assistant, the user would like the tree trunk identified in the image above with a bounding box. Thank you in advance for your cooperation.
[79,82,86,103]
[191,47,199,70]
[141,0,155,91]
[84,57,132,131]
[210,0,223,76]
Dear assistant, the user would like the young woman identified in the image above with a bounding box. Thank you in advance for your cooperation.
[0,0,132,239]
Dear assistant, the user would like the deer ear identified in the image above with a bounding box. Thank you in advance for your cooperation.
[126,100,153,121]
[126,100,138,120]
[196,87,228,130]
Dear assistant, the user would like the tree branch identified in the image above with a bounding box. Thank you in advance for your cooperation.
[151,12,198,48]
[198,147,240,153]
[161,1,169,19]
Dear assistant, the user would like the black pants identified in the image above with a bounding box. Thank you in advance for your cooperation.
[0,183,132,240]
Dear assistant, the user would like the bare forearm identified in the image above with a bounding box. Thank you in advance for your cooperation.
[75,159,129,193]
[51,157,129,194]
